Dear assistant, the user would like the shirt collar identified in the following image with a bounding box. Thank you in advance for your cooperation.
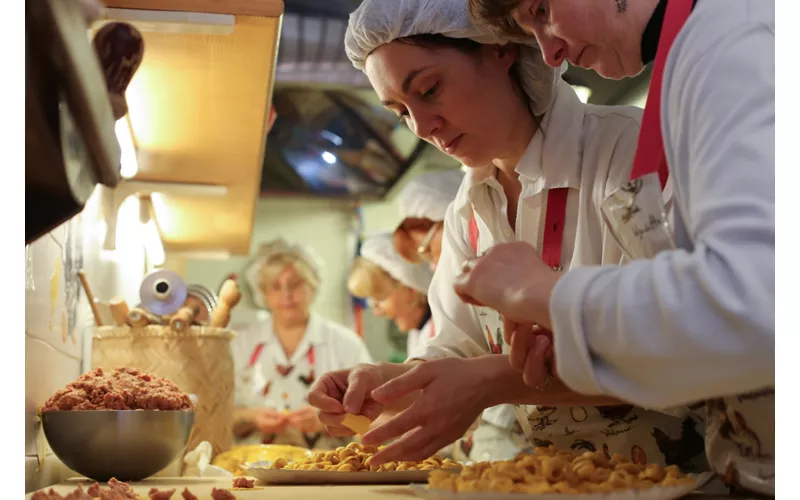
[260,313,326,347]
[454,80,585,219]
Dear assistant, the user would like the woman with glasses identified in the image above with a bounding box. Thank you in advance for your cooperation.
[392,169,464,271]
[232,239,373,450]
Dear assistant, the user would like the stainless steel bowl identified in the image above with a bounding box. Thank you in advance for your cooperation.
[42,410,195,482]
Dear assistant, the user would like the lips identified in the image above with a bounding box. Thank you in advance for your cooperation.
[442,135,463,155]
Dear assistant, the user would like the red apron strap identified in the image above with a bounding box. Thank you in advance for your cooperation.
[468,187,569,269]
[248,343,266,367]
[429,317,436,339]
[630,0,694,188]
[541,188,569,270]
[468,214,479,253]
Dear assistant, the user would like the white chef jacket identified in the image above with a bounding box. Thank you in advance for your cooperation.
[233,313,373,448]
[406,318,435,359]
[548,1,774,493]
[417,80,708,470]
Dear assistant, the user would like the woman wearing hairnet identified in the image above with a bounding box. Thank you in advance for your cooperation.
[233,239,373,450]
[350,232,530,462]
[308,0,707,473]
[464,0,774,495]
[393,169,464,271]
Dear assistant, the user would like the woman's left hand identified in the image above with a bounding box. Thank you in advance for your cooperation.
[360,357,494,466]
[452,241,561,330]
[288,406,324,434]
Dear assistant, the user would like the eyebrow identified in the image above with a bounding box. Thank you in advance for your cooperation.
[380,65,434,106]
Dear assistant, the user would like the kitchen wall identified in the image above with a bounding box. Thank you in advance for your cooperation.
[25,189,149,493]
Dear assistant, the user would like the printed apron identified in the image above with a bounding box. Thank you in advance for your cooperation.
[467,187,707,471]
[598,0,774,494]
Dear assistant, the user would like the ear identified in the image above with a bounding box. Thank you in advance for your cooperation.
[491,43,520,72]
[513,0,538,29]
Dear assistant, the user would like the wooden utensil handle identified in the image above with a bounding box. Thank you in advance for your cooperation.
[78,270,104,326]
[169,306,195,332]
[109,297,129,326]
[209,306,230,329]
[128,307,154,327]
[219,279,242,308]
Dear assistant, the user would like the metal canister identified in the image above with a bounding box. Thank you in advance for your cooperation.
[185,284,219,325]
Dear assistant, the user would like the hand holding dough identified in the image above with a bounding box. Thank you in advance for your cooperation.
[341,414,372,435]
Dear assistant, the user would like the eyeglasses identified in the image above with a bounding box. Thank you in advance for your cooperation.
[416,223,442,262]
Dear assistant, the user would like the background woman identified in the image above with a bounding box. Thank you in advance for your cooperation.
[233,239,373,450]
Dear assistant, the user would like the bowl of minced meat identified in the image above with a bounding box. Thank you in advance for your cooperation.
[40,367,196,481]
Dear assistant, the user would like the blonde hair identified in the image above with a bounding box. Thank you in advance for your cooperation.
[259,251,320,295]
[348,257,399,299]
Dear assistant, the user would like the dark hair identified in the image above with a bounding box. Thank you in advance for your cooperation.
[467,0,528,39]
[395,34,537,117]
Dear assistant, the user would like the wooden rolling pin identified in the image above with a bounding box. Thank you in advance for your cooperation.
[209,279,241,328]
[77,270,104,326]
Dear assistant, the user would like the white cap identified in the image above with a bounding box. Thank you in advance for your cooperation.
[398,170,465,222]
[360,233,433,293]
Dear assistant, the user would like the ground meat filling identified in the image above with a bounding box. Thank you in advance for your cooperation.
[231,477,254,488]
[210,487,237,500]
[148,487,176,499]
[181,488,199,500]
[42,367,194,411]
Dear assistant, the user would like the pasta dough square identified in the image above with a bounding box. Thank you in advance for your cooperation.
[341,413,372,435]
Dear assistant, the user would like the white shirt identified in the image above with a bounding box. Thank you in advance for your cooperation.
[233,313,373,447]
[419,80,708,470]
[406,318,435,359]
[549,0,775,413]
[549,1,774,492]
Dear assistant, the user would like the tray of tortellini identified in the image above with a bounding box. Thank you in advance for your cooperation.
[411,446,713,500]
[212,444,313,475]
[247,442,463,484]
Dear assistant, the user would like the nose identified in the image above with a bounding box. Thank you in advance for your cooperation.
[407,108,443,141]
[537,31,567,68]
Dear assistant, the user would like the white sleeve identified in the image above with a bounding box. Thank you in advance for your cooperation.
[414,203,488,360]
[550,9,775,409]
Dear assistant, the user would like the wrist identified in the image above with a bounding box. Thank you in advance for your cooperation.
[521,270,564,330]
[466,355,519,408]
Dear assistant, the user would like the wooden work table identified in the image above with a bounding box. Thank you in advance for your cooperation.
[26,477,762,499]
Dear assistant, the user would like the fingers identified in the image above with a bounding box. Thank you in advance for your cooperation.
[509,324,532,371]
[502,317,518,345]
[308,376,345,413]
[342,369,374,414]
[361,401,426,446]
[367,426,451,466]
[317,412,356,437]
[370,366,431,404]
[522,335,551,387]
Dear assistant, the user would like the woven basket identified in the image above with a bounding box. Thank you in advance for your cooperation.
[92,325,236,465]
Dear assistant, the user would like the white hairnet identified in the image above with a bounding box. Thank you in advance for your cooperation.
[360,233,433,294]
[398,169,464,222]
[344,0,566,116]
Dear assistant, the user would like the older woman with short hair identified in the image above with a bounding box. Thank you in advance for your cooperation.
[233,239,373,449]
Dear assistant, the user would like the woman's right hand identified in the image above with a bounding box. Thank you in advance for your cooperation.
[307,363,394,437]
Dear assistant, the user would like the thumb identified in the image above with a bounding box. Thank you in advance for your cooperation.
[370,367,432,404]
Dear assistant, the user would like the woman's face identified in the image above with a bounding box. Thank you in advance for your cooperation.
[511,0,645,79]
[370,284,425,333]
[263,265,313,323]
[365,40,527,167]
